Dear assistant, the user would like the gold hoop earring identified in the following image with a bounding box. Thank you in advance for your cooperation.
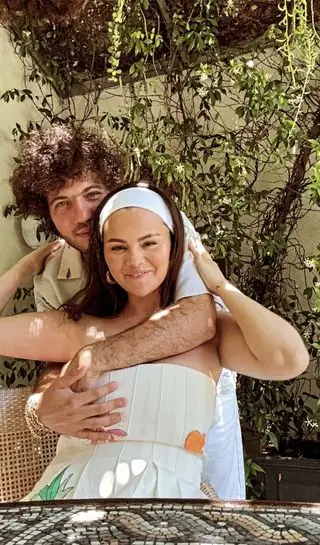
[106,271,116,284]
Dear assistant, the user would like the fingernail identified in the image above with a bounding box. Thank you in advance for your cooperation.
[120,413,127,422]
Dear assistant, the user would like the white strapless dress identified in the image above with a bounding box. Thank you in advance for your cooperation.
[24,364,216,500]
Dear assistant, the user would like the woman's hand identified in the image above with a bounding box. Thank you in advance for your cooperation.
[20,240,64,277]
[0,239,64,316]
[189,239,309,381]
[189,239,227,294]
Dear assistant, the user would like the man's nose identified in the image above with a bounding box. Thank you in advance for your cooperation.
[73,199,93,224]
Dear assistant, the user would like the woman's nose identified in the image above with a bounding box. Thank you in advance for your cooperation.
[126,248,144,267]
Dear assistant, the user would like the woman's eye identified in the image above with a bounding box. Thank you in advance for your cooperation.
[111,245,126,251]
[143,241,157,248]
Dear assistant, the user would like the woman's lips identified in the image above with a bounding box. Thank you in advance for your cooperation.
[126,271,151,279]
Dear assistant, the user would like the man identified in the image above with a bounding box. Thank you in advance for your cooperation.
[10,125,245,499]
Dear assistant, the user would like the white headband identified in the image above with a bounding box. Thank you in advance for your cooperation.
[99,187,174,236]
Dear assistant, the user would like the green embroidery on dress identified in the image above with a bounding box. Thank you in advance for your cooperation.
[32,466,74,500]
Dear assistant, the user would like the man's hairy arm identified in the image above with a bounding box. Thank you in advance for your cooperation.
[70,294,216,381]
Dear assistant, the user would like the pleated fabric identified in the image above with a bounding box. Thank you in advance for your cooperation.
[24,364,216,500]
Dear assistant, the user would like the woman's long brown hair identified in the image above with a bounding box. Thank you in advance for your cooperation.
[64,183,185,320]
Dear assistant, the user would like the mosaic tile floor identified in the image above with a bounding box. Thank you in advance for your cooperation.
[0,499,319,544]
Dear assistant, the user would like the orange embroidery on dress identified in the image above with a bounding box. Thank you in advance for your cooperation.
[184,431,206,454]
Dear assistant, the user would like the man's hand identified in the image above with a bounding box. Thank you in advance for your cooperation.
[36,361,126,441]
[61,346,103,393]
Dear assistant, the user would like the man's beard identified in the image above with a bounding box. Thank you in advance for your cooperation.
[55,220,93,253]
[62,235,89,253]
[56,229,90,253]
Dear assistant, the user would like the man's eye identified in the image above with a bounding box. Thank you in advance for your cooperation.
[87,192,102,200]
[55,201,68,209]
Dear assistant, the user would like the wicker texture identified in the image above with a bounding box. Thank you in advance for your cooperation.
[0,387,58,502]
[200,480,218,499]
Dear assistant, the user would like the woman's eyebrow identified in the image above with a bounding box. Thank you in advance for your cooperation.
[106,233,160,243]
[138,233,160,241]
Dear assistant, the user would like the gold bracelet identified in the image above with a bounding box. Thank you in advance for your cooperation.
[25,394,51,440]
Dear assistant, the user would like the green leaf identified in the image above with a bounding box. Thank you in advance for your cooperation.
[34,467,72,501]
[268,432,278,450]
[251,463,265,474]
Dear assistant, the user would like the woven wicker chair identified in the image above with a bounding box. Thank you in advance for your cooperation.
[0,387,58,502]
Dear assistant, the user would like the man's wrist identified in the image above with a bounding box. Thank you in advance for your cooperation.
[75,342,112,378]
[89,341,112,373]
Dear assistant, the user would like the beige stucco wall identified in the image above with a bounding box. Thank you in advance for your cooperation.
[0,27,61,385]
[0,27,34,272]
[0,27,61,274]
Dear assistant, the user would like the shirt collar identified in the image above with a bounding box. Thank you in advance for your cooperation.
[57,244,83,280]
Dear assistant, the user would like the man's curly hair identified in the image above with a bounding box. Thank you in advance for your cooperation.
[10,125,126,235]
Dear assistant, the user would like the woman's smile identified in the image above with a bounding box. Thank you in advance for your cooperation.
[126,270,152,280]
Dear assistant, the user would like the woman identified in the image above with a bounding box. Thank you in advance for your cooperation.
[0,184,308,500]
